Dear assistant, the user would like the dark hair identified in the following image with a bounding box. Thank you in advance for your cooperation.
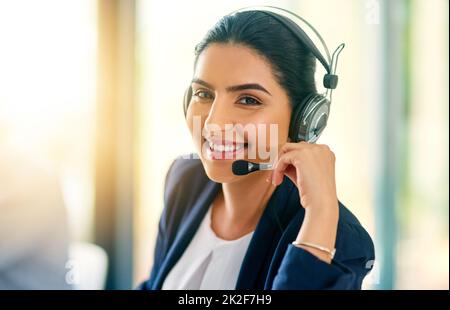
[194,11,317,109]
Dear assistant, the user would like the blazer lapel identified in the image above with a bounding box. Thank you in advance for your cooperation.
[235,177,297,289]
[152,180,221,289]
[263,210,303,288]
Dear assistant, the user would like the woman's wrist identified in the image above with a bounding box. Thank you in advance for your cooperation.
[303,193,338,212]
[294,200,339,263]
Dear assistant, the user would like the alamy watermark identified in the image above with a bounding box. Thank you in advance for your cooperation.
[365,0,380,25]
[181,115,279,163]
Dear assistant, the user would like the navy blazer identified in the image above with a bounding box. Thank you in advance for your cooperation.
[138,156,375,290]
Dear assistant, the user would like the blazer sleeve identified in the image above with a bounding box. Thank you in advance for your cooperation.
[271,221,375,290]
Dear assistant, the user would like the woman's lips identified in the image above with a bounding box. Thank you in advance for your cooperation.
[204,138,248,160]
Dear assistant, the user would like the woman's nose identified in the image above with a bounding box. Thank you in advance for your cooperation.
[204,96,233,129]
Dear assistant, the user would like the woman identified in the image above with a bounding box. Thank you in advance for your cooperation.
[139,8,375,290]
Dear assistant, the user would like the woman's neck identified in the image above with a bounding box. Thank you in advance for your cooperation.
[211,170,277,240]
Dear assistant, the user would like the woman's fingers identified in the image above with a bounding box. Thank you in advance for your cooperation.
[271,150,301,186]
[270,142,309,185]
[279,141,309,153]
[271,141,322,186]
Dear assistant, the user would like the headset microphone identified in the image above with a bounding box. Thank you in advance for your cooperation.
[232,160,274,176]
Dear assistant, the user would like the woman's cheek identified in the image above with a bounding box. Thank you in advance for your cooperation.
[242,121,271,162]
[185,118,199,159]
[267,124,289,162]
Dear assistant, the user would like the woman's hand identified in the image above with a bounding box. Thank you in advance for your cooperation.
[269,141,338,209]
[268,141,339,263]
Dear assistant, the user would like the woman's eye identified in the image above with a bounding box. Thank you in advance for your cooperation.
[193,90,214,100]
[237,96,261,106]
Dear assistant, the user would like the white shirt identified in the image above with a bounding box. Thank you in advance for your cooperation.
[162,205,254,290]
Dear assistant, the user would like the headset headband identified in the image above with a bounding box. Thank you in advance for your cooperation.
[230,6,345,90]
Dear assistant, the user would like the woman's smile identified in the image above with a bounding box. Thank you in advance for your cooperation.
[204,136,249,160]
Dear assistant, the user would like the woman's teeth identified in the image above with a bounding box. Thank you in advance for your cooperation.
[208,141,245,152]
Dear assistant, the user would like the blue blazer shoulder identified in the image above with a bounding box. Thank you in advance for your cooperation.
[138,156,375,290]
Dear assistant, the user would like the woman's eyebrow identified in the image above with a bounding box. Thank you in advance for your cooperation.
[191,78,272,96]
[191,78,214,89]
[226,83,272,96]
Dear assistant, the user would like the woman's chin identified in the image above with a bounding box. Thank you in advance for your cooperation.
[201,160,239,183]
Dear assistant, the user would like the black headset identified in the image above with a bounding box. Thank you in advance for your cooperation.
[183,6,345,143]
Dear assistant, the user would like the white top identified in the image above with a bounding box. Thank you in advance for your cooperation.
[162,205,254,290]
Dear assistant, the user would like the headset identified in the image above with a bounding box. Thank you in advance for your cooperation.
[183,5,345,143]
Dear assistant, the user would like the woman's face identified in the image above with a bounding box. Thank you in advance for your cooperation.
[186,43,292,183]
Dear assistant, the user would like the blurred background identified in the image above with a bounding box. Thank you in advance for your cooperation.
[0,0,447,290]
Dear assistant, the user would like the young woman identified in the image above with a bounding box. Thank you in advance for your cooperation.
[139,8,375,290]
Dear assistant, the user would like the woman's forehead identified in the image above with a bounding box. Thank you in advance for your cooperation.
[194,43,277,90]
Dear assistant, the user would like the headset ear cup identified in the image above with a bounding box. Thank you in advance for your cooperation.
[289,93,314,142]
[289,93,330,143]
[183,86,193,117]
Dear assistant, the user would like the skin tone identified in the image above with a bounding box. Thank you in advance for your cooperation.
[186,43,338,263]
